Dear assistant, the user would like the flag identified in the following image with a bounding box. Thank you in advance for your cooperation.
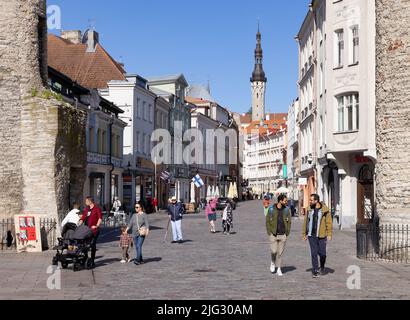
[192,174,205,188]
[160,170,171,181]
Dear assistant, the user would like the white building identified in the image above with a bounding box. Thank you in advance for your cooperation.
[243,124,287,196]
[316,0,376,229]
[296,8,317,213]
[296,0,376,229]
[287,98,300,203]
[101,75,156,212]
[187,91,237,200]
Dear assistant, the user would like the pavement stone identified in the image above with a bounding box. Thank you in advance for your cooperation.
[0,200,409,300]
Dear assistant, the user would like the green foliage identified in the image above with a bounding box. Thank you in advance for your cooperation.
[31,88,39,97]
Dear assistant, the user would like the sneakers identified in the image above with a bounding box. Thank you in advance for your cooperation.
[312,271,320,278]
[319,268,326,276]
[277,268,283,277]
[120,260,126,264]
[270,263,276,274]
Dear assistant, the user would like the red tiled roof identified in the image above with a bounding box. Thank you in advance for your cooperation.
[185,96,211,105]
[47,34,126,89]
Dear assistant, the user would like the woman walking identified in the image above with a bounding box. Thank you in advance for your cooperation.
[126,203,150,265]
[206,198,218,233]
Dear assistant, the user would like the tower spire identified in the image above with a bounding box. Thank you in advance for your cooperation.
[250,23,267,122]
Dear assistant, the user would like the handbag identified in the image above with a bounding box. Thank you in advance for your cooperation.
[136,214,148,237]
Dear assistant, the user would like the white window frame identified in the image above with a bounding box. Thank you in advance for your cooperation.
[335,29,344,68]
[336,93,359,133]
[351,25,359,65]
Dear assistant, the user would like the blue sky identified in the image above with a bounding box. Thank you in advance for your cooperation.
[49,0,310,114]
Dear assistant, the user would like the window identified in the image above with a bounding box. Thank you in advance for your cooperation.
[148,104,152,122]
[337,93,359,132]
[137,99,141,118]
[352,26,359,64]
[136,132,140,154]
[142,102,146,121]
[89,128,95,152]
[102,130,107,154]
[97,129,102,154]
[335,30,344,67]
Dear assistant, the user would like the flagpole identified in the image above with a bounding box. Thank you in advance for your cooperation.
[154,156,157,203]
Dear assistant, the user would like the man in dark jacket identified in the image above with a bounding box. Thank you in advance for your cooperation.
[266,194,292,277]
[167,196,185,243]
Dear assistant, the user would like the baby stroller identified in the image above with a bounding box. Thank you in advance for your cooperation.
[52,224,94,272]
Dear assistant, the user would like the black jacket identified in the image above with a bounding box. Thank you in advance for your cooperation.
[167,203,185,222]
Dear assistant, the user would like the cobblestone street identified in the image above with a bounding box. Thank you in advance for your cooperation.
[0,200,409,300]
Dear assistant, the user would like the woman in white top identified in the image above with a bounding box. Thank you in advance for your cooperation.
[61,204,82,228]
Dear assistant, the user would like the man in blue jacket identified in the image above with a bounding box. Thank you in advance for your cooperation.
[167,196,185,243]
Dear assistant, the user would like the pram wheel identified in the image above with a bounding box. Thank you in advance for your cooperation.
[73,263,81,272]
[61,262,69,269]
[52,257,58,266]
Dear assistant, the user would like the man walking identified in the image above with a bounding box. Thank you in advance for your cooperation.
[266,194,292,277]
[302,194,333,278]
[167,196,184,244]
[80,197,102,269]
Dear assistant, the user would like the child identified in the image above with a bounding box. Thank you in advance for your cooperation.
[119,226,133,263]
[222,201,234,235]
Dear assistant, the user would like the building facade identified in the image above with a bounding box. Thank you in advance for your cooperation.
[296,0,376,229]
[296,7,317,215]
[243,117,288,196]
[287,98,300,205]
[147,75,192,203]
[102,75,156,212]
[48,67,126,212]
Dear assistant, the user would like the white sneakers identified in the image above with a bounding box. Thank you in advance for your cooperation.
[120,260,126,264]
[270,263,283,277]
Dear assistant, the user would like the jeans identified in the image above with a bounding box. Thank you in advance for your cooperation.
[171,220,183,241]
[308,236,327,272]
[90,230,100,262]
[134,235,145,262]
[269,235,287,268]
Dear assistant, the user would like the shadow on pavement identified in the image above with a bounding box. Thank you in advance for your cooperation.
[306,268,335,275]
[281,266,297,274]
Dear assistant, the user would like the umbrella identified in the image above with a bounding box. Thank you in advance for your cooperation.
[190,182,196,204]
[207,185,212,200]
[233,182,238,198]
[275,186,290,195]
[228,183,235,199]
[214,186,220,198]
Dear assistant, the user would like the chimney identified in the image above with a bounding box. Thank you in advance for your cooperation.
[61,30,82,44]
[84,29,99,53]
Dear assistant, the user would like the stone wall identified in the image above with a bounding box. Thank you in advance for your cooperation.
[20,96,87,223]
[375,0,410,224]
[0,0,46,219]
[0,0,87,227]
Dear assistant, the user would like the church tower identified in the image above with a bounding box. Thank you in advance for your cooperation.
[250,25,267,122]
